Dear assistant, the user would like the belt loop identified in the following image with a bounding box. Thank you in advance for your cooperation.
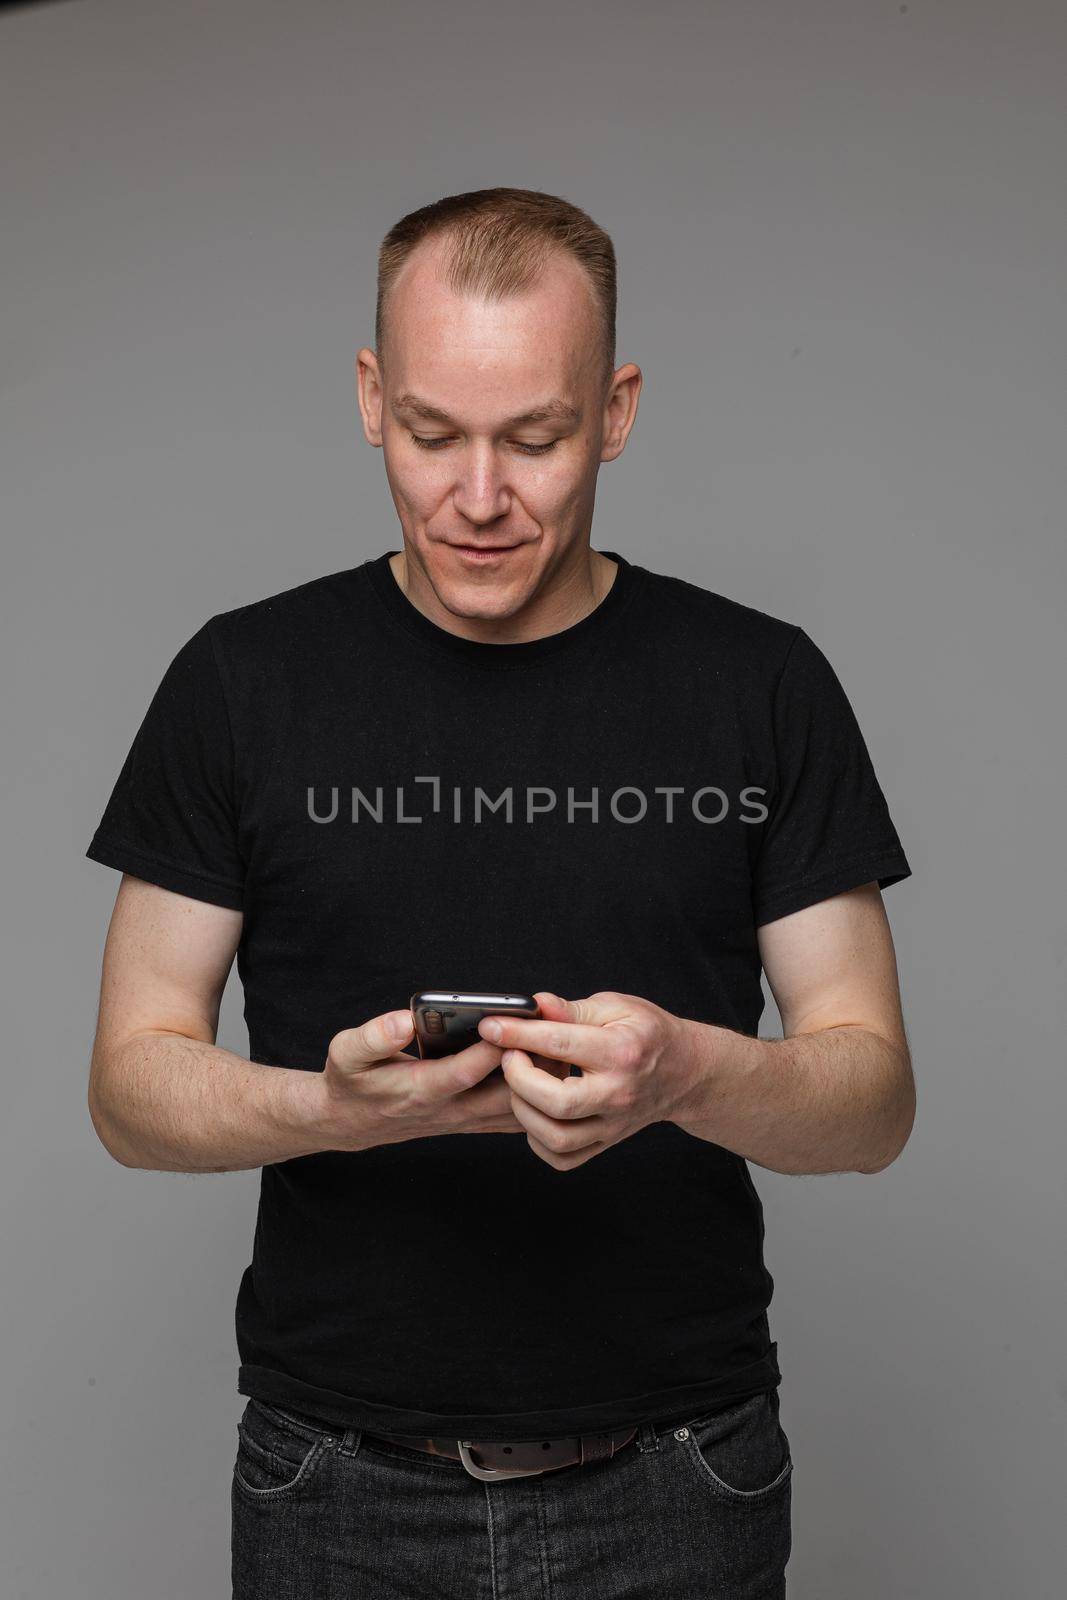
[636,1420,661,1454]
[338,1426,362,1457]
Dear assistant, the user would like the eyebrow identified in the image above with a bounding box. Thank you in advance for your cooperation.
[391,393,581,428]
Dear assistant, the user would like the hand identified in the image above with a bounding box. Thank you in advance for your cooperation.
[321,1008,526,1152]
[476,990,701,1170]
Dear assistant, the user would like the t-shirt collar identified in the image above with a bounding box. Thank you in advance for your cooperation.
[362,546,641,669]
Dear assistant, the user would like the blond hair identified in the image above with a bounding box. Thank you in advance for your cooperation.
[376,187,617,383]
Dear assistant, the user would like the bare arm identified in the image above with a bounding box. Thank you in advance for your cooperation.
[672,883,915,1175]
[87,875,339,1171]
[87,875,519,1173]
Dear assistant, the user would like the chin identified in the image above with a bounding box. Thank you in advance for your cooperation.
[439,579,526,619]
[422,547,531,601]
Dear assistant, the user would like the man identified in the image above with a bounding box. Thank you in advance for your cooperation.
[86,187,914,1599]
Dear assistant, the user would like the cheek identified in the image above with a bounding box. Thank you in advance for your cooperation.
[384,451,451,517]
[519,456,594,517]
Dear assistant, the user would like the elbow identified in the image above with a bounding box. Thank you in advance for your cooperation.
[87,1062,137,1168]
[87,1094,132,1167]
[858,1147,901,1175]
[858,1080,916,1175]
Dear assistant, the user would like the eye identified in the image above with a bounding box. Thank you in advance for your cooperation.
[409,433,455,451]
[407,433,559,457]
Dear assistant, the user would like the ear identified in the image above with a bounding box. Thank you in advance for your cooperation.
[600,363,642,462]
[356,347,384,448]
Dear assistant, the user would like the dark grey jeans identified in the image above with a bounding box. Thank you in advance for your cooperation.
[231,1388,793,1598]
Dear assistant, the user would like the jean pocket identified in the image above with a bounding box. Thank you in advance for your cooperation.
[676,1389,793,1505]
[232,1398,336,1500]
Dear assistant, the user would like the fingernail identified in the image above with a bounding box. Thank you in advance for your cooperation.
[390,1011,412,1039]
[481,1019,503,1041]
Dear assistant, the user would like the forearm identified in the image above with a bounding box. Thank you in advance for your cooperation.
[88,1031,341,1173]
[672,1022,914,1176]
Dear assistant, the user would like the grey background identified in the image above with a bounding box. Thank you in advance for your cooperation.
[2,0,1064,1594]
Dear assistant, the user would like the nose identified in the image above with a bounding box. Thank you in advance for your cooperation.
[452,444,511,525]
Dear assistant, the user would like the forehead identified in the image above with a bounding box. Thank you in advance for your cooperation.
[383,238,601,408]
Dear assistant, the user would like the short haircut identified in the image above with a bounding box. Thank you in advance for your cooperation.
[376,187,617,385]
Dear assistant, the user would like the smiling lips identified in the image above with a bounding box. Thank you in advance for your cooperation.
[449,542,522,559]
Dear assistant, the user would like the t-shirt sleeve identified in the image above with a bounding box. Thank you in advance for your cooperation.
[85,620,245,910]
[752,627,912,928]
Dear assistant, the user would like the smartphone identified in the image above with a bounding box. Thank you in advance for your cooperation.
[409,990,541,1060]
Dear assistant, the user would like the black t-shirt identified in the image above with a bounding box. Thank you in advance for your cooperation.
[86,549,911,1439]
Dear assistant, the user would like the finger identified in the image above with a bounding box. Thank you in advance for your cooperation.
[436,1038,510,1093]
[354,1038,506,1110]
[328,1009,415,1073]
[531,1049,572,1082]
[444,1071,525,1132]
[507,1077,609,1151]
[533,991,627,1027]
[453,1064,522,1115]
[450,1083,526,1130]
[531,991,571,1020]
[499,1049,600,1121]
[520,1119,609,1171]
[476,1014,611,1071]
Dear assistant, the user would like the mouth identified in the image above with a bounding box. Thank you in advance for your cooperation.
[447,542,523,561]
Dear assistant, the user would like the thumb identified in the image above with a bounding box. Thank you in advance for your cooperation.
[328,1008,412,1073]
[534,990,572,1021]
[534,990,623,1027]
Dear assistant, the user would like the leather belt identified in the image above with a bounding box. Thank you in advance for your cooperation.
[365,1424,639,1481]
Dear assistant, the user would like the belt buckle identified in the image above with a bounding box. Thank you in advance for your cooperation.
[456,1439,546,1482]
